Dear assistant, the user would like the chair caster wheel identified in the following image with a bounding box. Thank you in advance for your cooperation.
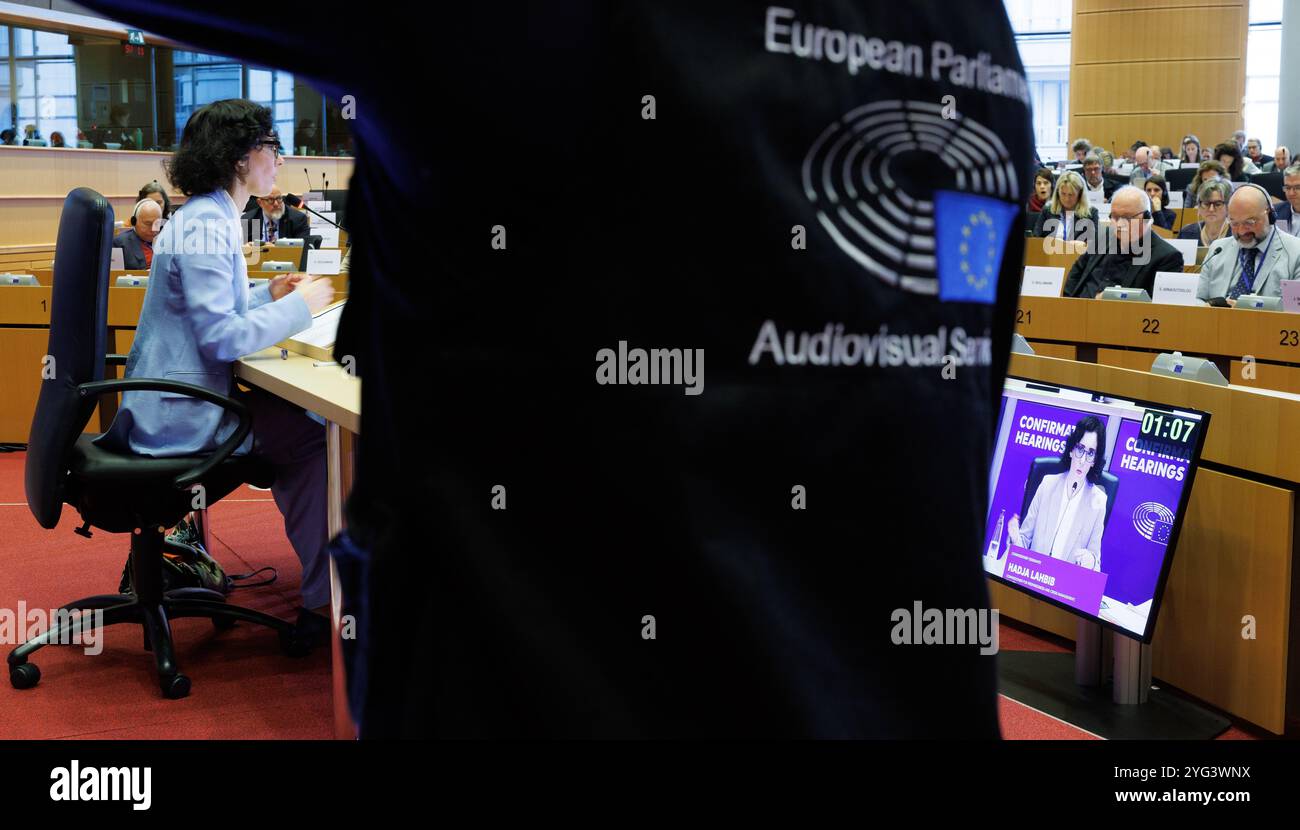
[10,662,40,690]
[279,628,310,658]
[161,673,191,699]
[212,616,237,631]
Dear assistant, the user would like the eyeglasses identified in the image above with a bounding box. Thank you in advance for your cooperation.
[254,139,283,158]
[1228,217,1265,230]
[1200,200,1225,210]
[1109,212,1143,222]
[1283,184,1300,193]
[260,196,284,204]
[1071,445,1097,461]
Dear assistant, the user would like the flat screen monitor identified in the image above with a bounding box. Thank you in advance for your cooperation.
[982,376,1210,642]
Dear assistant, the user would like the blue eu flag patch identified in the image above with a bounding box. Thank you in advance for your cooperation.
[933,190,1017,304]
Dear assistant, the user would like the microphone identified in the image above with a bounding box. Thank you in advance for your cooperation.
[298,169,346,232]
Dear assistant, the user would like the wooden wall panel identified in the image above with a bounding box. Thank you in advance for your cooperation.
[0,146,353,247]
[1069,1,1248,157]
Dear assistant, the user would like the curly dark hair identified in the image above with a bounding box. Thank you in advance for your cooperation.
[136,180,172,218]
[1214,142,1245,181]
[163,99,275,196]
[1060,415,1107,485]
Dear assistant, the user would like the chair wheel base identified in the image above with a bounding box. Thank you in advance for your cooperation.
[10,662,40,690]
[160,673,190,699]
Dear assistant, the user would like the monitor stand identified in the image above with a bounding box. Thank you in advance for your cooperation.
[997,620,1230,740]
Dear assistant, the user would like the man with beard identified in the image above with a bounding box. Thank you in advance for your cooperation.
[242,185,310,243]
[1197,183,1300,303]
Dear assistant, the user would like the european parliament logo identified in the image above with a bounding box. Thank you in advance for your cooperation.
[1133,501,1175,544]
[933,190,1017,304]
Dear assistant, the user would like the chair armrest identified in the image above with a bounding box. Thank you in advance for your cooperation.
[76,378,252,491]
[105,354,129,367]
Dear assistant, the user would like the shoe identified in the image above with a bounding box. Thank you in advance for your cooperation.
[292,607,332,649]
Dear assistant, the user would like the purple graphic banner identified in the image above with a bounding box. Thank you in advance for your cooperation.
[1101,419,1191,605]
[998,544,1108,615]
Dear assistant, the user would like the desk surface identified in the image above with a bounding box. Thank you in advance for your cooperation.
[235,348,360,434]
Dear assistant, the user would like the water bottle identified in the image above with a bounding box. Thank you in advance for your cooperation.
[986,510,1005,559]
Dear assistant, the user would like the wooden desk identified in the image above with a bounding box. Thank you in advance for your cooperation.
[1015,295,1300,394]
[996,354,1299,733]
[235,347,360,740]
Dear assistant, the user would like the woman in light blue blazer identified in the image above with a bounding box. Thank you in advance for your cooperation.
[1007,416,1108,572]
[97,100,337,634]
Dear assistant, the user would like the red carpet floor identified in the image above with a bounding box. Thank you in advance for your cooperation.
[0,450,1273,739]
[0,451,331,740]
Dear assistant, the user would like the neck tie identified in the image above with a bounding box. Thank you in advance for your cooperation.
[267,219,278,243]
[1230,247,1259,300]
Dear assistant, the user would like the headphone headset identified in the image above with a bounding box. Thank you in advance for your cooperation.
[129,198,151,227]
[1232,182,1277,224]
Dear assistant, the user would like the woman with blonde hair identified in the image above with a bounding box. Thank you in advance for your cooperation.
[1032,170,1097,240]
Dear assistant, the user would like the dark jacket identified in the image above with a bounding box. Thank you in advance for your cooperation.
[110,228,150,270]
[1032,206,1100,240]
[1151,208,1175,231]
[80,0,1033,739]
[240,205,311,242]
[1063,231,1185,298]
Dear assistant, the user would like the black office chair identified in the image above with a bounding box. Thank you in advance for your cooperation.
[1020,456,1120,527]
[7,188,307,700]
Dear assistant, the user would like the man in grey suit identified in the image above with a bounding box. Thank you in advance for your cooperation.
[1197,183,1300,303]
[1262,146,1289,173]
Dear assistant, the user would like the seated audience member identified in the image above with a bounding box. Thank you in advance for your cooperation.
[1081,154,1114,204]
[1272,163,1300,232]
[1264,146,1290,173]
[1179,135,1201,165]
[0,128,17,145]
[1244,137,1266,173]
[1233,129,1248,152]
[242,185,310,242]
[1129,146,1158,184]
[1063,185,1185,299]
[137,180,172,219]
[1028,167,1053,215]
[1147,145,1171,171]
[49,131,65,148]
[1098,149,1117,174]
[1216,141,1248,181]
[1070,138,1091,164]
[1200,146,1213,161]
[1197,183,1300,303]
[1033,171,1098,241]
[112,198,164,270]
[1143,175,1176,230]
[1184,160,1226,208]
[1179,179,1232,246]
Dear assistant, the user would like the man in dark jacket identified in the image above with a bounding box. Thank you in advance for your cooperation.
[112,197,164,269]
[1065,185,1186,298]
[241,186,311,243]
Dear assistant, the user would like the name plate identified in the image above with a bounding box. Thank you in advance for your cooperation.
[305,248,341,275]
[1021,266,1065,298]
[1152,271,1201,306]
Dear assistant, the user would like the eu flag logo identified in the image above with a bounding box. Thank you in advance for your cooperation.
[933,190,1017,304]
